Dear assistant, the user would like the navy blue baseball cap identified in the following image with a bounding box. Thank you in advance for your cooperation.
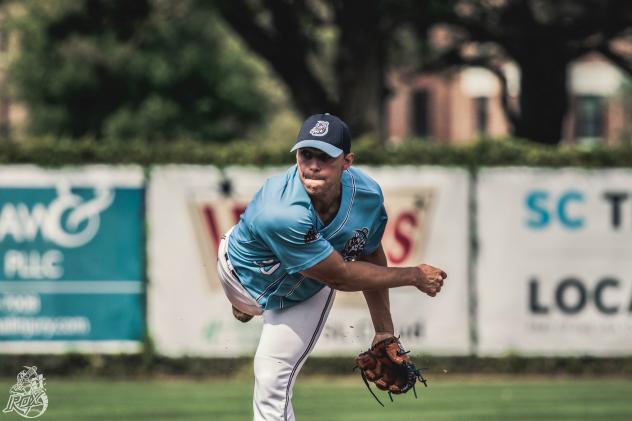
[291,113,351,158]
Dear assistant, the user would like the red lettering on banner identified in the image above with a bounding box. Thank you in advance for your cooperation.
[387,212,417,264]
[201,204,248,253]
[202,206,221,252]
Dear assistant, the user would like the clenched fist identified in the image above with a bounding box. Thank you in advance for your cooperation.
[415,264,447,297]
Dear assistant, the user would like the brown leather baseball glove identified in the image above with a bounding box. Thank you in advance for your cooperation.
[354,336,428,406]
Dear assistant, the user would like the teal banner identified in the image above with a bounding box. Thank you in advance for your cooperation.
[0,169,144,351]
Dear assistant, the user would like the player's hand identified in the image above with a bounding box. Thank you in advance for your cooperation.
[415,264,447,297]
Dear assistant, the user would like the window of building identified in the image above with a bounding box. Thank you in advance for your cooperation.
[411,89,430,138]
[575,95,604,142]
[474,96,488,136]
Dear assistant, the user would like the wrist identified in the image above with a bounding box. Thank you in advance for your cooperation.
[409,266,422,287]
[371,318,394,335]
[373,322,394,337]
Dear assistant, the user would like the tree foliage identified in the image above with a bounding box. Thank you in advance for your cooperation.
[212,0,418,137]
[214,0,632,144]
[9,0,271,141]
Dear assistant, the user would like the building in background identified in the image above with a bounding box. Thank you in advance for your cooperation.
[387,53,630,145]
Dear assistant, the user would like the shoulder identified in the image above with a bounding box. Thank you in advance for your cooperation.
[344,167,384,200]
[255,166,310,209]
[256,202,312,226]
[250,202,316,244]
[251,175,314,232]
[260,166,296,193]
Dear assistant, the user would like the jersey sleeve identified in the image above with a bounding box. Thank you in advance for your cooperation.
[252,206,334,274]
[364,201,388,255]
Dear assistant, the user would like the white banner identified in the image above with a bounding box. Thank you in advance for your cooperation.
[148,165,470,356]
[314,166,470,355]
[477,168,632,356]
[147,166,284,357]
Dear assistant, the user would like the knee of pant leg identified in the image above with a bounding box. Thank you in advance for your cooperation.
[254,354,293,391]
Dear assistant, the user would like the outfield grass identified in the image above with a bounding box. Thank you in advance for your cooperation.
[1,376,631,420]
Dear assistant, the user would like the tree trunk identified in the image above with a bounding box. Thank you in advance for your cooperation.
[335,44,385,138]
[515,51,570,145]
[335,0,387,138]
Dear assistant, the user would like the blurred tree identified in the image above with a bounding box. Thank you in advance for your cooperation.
[9,0,271,141]
[214,0,632,144]
[416,0,632,144]
[212,0,426,138]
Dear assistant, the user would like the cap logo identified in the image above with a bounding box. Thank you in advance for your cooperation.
[309,120,329,137]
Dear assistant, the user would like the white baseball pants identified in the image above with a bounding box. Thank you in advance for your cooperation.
[253,286,335,421]
[217,227,336,421]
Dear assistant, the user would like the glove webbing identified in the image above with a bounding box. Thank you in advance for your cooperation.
[354,355,429,406]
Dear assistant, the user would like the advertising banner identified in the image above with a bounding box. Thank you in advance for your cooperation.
[477,168,632,356]
[314,167,470,355]
[148,165,470,356]
[0,166,145,353]
[147,166,282,357]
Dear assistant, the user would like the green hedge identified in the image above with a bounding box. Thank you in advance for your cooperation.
[2,354,631,379]
[1,137,632,167]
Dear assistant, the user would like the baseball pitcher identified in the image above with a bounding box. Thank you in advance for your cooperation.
[217,113,446,420]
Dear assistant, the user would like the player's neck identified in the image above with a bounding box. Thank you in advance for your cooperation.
[310,183,342,226]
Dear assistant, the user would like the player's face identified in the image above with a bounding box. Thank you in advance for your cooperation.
[296,148,353,197]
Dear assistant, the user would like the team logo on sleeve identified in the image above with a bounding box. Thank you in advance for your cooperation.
[309,120,329,136]
[304,227,321,243]
[342,227,369,261]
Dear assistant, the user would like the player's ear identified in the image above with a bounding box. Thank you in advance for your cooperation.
[342,152,354,170]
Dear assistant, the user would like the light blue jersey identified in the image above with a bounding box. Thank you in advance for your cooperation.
[226,165,388,310]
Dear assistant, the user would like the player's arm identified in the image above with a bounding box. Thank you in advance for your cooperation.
[300,248,446,295]
[359,243,395,344]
